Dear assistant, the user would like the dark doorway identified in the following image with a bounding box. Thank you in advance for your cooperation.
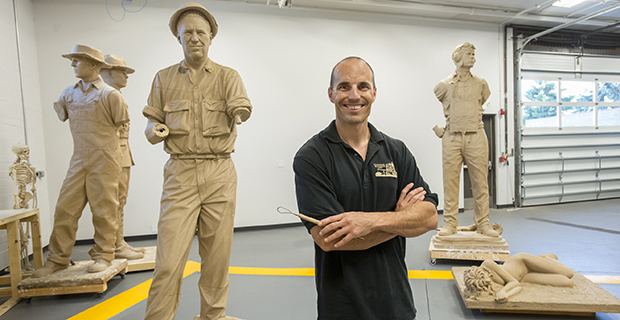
[463,114,496,209]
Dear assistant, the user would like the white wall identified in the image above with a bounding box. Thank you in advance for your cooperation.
[31,0,507,239]
[0,0,51,265]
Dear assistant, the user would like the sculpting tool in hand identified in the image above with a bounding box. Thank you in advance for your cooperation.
[277,206,320,225]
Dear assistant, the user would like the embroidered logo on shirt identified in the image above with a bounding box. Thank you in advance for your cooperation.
[374,162,397,178]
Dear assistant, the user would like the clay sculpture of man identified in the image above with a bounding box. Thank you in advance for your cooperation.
[33,44,129,277]
[433,42,498,237]
[463,253,575,303]
[100,54,144,261]
[142,3,251,319]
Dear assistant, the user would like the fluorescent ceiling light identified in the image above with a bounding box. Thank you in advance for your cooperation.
[552,0,588,8]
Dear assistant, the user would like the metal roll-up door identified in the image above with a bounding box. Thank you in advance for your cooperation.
[515,51,620,206]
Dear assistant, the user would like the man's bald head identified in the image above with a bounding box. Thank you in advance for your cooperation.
[330,56,376,89]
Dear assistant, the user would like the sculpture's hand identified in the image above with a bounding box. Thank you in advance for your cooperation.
[234,114,242,125]
[432,125,445,138]
[153,123,170,139]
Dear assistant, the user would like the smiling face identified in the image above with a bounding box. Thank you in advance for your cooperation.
[328,58,377,127]
[177,12,212,61]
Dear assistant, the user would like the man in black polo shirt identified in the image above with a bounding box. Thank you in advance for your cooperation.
[293,57,439,320]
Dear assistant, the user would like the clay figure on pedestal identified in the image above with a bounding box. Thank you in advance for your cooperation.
[101,54,145,261]
[433,42,498,237]
[142,3,252,320]
[33,44,129,278]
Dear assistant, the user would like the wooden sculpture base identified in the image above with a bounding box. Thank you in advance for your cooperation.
[18,259,127,298]
[126,246,157,273]
[429,231,510,263]
[452,267,620,316]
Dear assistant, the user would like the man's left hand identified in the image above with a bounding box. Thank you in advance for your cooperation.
[318,212,376,248]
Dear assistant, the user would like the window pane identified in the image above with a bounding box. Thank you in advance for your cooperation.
[560,81,594,102]
[598,106,620,126]
[597,82,620,102]
[521,80,557,102]
[522,106,557,127]
[561,106,594,127]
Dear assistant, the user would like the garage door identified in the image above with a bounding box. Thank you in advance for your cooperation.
[515,51,620,206]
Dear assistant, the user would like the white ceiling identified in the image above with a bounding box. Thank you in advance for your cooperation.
[251,0,620,32]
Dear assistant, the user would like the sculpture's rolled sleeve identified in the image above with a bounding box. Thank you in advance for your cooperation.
[433,81,448,103]
[106,90,130,127]
[53,92,68,122]
[143,73,166,144]
[224,70,252,122]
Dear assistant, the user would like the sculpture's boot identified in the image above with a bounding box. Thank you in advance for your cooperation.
[477,223,499,237]
[125,243,146,253]
[32,260,68,278]
[438,222,457,236]
[87,259,111,273]
[115,246,144,260]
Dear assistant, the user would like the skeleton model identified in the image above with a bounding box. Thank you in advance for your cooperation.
[9,145,37,209]
[8,145,37,271]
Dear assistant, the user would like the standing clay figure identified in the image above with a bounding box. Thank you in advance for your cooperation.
[101,54,144,261]
[33,44,129,278]
[464,253,575,303]
[142,3,251,319]
[433,42,497,237]
[9,145,37,209]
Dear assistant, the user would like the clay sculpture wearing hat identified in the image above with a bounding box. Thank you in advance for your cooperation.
[32,43,129,278]
[142,3,252,320]
[101,54,134,91]
[100,53,144,261]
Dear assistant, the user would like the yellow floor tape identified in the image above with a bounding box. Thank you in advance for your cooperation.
[68,261,620,320]
[68,262,200,320]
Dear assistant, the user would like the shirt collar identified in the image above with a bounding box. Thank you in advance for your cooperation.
[73,77,104,91]
[178,58,215,73]
[322,120,385,144]
[449,71,473,84]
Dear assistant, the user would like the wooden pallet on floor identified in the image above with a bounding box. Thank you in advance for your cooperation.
[452,267,620,316]
[126,246,156,273]
[18,259,127,298]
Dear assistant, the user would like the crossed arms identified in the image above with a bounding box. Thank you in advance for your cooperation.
[310,183,438,252]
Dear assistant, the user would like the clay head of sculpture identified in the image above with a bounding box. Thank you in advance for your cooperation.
[62,44,107,81]
[101,54,134,90]
[463,265,494,299]
[12,145,30,161]
[452,42,476,69]
[170,3,218,63]
[328,57,377,127]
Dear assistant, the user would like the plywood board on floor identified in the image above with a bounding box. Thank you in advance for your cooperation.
[126,246,156,273]
[452,266,620,316]
[18,259,127,297]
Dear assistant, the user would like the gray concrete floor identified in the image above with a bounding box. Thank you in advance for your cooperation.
[3,198,620,320]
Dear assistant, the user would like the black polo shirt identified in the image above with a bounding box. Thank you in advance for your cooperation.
[293,120,438,320]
